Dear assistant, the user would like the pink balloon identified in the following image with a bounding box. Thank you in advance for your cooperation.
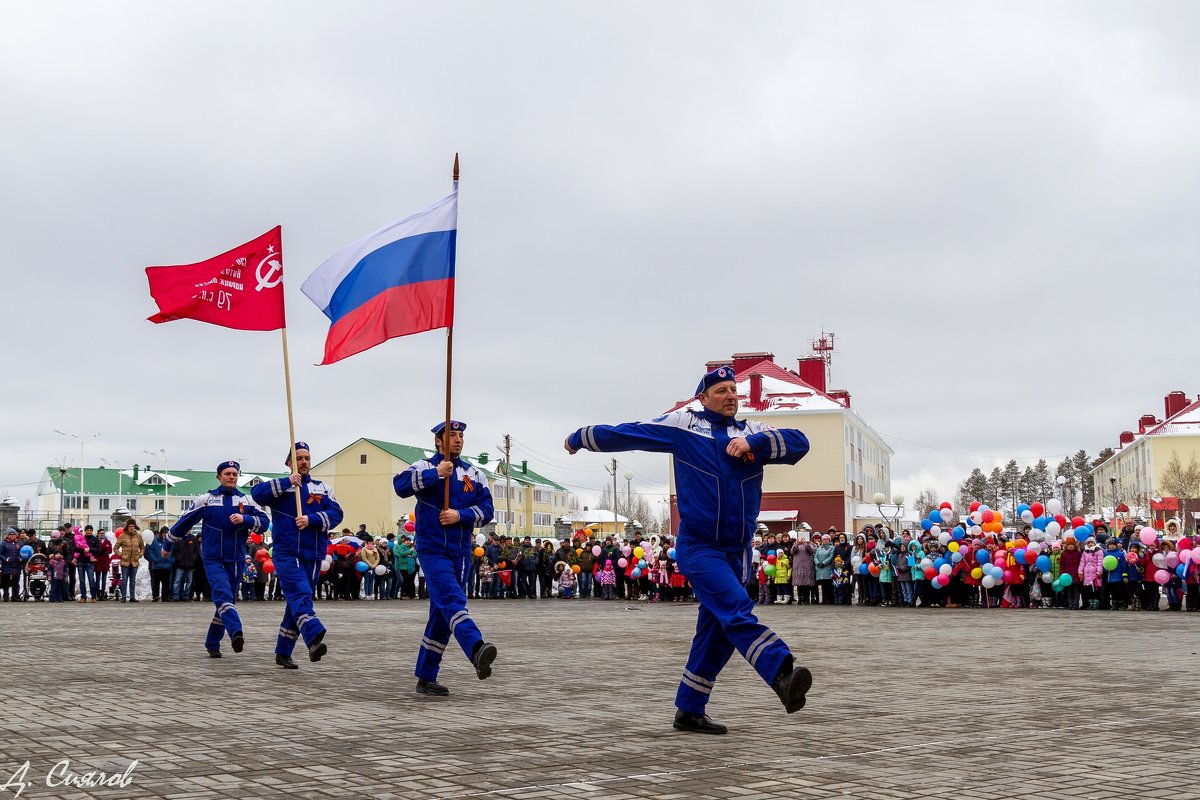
[592,545,602,556]
[617,557,628,568]
[1154,569,1170,585]
[1139,529,1157,546]
[937,574,950,587]
[1178,549,1191,564]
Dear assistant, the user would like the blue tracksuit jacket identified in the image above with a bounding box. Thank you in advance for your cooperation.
[168,487,270,563]
[250,475,343,560]
[393,454,494,553]
[567,407,810,548]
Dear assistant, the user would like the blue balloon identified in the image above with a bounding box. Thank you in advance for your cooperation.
[637,559,647,569]
[929,509,941,523]
[990,565,1005,580]
[19,545,33,560]
[1080,524,1095,538]
[976,549,991,565]
[951,551,963,563]
[951,527,965,541]
[858,563,869,575]
[934,558,948,571]
[921,519,933,532]
[355,561,369,573]
[631,567,642,578]
[1032,517,1048,530]
[1017,504,1030,515]
[1177,564,1188,579]
[668,548,677,560]
[767,549,776,557]
[1035,555,1051,572]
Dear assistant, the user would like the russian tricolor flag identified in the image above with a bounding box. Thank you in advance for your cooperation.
[302,191,457,364]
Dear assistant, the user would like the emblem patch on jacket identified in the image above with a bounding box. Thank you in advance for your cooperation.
[462,474,475,493]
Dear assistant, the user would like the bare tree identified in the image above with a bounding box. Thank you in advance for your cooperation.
[1159,451,1200,535]
[914,488,938,522]
[567,494,581,513]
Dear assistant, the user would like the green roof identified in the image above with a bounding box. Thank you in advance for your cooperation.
[43,467,287,496]
[354,438,564,491]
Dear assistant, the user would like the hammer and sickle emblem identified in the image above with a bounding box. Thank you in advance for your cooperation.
[255,253,284,292]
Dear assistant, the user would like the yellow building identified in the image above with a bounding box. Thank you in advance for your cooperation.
[311,438,569,539]
[1090,391,1200,528]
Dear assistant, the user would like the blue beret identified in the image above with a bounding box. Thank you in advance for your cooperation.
[285,442,311,465]
[696,366,737,395]
[431,420,466,435]
[216,460,240,474]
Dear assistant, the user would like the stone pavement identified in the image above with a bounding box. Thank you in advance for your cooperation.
[1,597,1197,800]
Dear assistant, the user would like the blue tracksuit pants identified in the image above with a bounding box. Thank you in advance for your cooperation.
[673,535,793,715]
[203,559,242,652]
[415,548,483,681]
[274,555,325,657]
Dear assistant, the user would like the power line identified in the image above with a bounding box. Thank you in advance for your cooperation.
[876,431,1072,463]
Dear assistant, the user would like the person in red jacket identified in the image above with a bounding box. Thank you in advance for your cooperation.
[93,533,113,601]
[1057,538,1083,609]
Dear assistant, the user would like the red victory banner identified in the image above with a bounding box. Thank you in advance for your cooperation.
[146,226,286,331]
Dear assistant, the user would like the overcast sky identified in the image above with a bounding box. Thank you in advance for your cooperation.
[3,1,1197,514]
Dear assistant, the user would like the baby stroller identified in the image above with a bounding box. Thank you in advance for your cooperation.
[24,553,49,601]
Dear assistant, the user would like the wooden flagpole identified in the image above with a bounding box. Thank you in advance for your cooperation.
[281,327,304,517]
[443,153,459,511]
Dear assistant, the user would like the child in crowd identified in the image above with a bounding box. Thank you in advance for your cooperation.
[832,556,850,605]
[558,563,576,599]
[478,559,493,600]
[241,556,257,601]
[756,561,771,605]
[48,552,68,602]
[598,560,616,600]
[773,549,792,604]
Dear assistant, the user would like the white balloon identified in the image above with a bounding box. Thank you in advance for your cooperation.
[140,531,154,546]
[850,555,862,568]
[930,525,941,537]
[939,508,953,523]
[374,564,387,575]
[919,558,933,570]
[937,532,951,545]
[1020,510,1034,524]
[1047,499,1063,516]
[752,550,762,563]
[475,533,486,546]
[1041,572,1054,583]
[970,511,983,525]
[981,575,997,588]
[1029,530,1045,543]
[970,525,983,536]
[1046,521,1062,537]
[1026,542,1041,555]
[939,564,952,576]
[1152,553,1167,568]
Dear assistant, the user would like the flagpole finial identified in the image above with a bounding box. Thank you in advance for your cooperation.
[453,153,459,184]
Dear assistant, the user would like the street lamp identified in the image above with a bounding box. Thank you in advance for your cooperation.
[1055,474,1067,513]
[623,470,634,517]
[872,492,906,532]
[54,430,99,527]
[144,448,169,523]
[101,458,123,517]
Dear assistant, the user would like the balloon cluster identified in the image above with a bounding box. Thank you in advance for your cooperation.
[763,549,779,577]
[254,546,275,574]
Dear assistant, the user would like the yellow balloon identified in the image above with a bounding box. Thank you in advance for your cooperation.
[971,567,983,579]
[633,546,644,559]
[948,542,960,552]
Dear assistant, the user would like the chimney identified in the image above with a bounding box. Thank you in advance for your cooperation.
[1118,431,1135,447]
[1138,414,1157,434]
[797,356,826,393]
[132,465,139,481]
[1165,391,1191,419]
[704,358,733,372]
[477,452,488,465]
[748,373,764,409]
[731,351,773,376]
[520,460,528,474]
[828,389,851,408]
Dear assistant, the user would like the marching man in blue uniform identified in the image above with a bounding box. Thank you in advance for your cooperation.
[564,366,814,734]
[394,420,498,696]
[251,442,343,669]
[167,460,269,658]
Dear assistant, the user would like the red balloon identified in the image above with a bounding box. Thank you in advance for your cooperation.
[262,559,275,574]
[939,501,952,510]
[1071,516,1086,529]
[1179,537,1193,550]
[969,501,981,512]
[327,544,335,555]
[868,563,881,576]
[766,554,777,565]
[249,532,264,544]
[255,548,270,562]
[981,510,995,524]
[923,566,937,580]
[1030,502,1044,517]
[403,521,416,533]
[1055,514,1068,527]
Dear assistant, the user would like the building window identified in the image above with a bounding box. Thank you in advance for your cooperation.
[98,498,110,511]
[533,512,552,526]
[533,489,552,504]
[179,499,190,511]
[360,454,367,465]
[493,485,506,500]
[155,499,165,511]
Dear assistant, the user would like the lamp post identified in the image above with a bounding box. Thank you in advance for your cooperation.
[1055,474,1067,513]
[872,492,906,533]
[101,458,122,519]
[144,448,168,524]
[54,430,99,528]
[1108,476,1117,523]
[623,470,634,519]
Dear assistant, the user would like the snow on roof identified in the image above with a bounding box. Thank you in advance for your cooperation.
[1143,398,1200,436]
[664,355,846,415]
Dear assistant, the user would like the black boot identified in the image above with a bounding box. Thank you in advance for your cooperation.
[415,679,449,696]
[231,632,244,654]
[672,710,727,734]
[207,649,222,658]
[307,631,327,662]
[471,641,497,680]
[275,654,299,670]
[771,657,813,714]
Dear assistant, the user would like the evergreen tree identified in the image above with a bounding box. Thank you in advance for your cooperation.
[999,459,1021,516]
[1072,450,1093,512]
[987,467,1003,510]
[1018,466,1038,505]
[1032,459,1053,504]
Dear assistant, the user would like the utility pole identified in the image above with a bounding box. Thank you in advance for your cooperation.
[605,458,619,538]
[503,434,512,537]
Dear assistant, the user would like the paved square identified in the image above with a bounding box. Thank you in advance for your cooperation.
[1,599,1196,800]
